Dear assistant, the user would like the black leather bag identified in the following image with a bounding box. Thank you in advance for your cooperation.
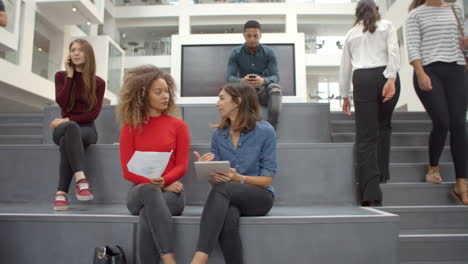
[93,245,126,264]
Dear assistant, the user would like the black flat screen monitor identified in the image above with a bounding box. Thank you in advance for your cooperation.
[181,44,296,97]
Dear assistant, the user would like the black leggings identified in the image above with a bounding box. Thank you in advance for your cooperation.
[413,62,467,179]
[53,121,97,192]
[196,182,274,264]
[353,66,400,202]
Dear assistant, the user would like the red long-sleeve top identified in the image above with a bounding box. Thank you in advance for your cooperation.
[55,71,106,123]
[119,114,191,186]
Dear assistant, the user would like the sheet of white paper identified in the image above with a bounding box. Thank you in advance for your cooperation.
[127,151,173,179]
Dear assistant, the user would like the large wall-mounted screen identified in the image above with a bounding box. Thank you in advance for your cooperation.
[181,44,296,97]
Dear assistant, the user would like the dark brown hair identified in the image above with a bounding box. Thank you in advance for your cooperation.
[67,39,97,112]
[409,0,426,11]
[213,83,262,132]
[354,0,381,33]
[116,65,180,129]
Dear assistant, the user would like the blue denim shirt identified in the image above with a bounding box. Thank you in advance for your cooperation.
[226,43,280,86]
[211,120,277,194]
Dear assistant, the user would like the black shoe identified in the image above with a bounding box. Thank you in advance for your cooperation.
[361,201,372,207]
[371,200,382,207]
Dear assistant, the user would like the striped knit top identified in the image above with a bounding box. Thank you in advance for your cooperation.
[406,4,466,66]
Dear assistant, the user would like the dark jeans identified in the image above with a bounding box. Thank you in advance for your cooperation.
[127,184,185,264]
[196,182,274,264]
[353,67,400,203]
[413,62,467,179]
[52,121,97,193]
[257,83,282,130]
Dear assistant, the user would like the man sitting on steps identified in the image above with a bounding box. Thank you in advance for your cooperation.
[226,20,282,130]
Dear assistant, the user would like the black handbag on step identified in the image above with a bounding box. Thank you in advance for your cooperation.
[93,245,126,264]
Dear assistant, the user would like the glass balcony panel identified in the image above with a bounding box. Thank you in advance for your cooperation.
[107,42,124,94]
[122,38,172,56]
[111,0,179,7]
[3,0,18,33]
[192,0,284,4]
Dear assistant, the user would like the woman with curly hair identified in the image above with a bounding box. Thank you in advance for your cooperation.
[339,0,400,206]
[117,65,190,264]
[52,39,106,211]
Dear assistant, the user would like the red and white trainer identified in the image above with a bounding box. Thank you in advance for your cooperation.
[54,194,70,211]
[75,179,94,201]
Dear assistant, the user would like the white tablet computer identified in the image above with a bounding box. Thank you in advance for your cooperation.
[194,161,230,179]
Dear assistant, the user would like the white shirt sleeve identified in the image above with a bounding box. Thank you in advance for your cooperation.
[383,23,401,79]
[339,38,353,98]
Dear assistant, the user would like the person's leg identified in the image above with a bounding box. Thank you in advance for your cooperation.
[127,184,180,264]
[377,75,400,183]
[193,182,273,264]
[53,122,75,194]
[413,64,450,182]
[218,205,242,264]
[353,68,382,204]
[266,84,282,130]
[442,64,468,204]
[72,122,97,183]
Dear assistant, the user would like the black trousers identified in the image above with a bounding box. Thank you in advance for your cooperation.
[127,184,185,264]
[413,62,467,179]
[53,121,97,192]
[353,67,400,202]
[257,83,282,130]
[196,182,274,264]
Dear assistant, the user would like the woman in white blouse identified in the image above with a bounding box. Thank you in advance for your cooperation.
[339,0,400,207]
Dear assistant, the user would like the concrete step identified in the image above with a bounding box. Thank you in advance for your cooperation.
[0,123,43,135]
[0,203,399,264]
[331,120,432,133]
[380,206,468,234]
[0,135,42,144]
[390,147,452,163]
[330,111,430,121]
[42,103,332,144]
[381,183,461,206]
[389,163,455,183]
[0,143,357,206]
[0,114,44,124]
[399,234,468,263]
[332,132,448,147]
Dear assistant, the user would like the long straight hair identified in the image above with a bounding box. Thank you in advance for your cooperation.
[213,83,262,132]
[67,39,97,112]
[354,0,381,33]
[409,0,426,11]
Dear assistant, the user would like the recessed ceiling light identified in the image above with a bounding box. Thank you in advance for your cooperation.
[87,21,91,25]
[72,7,77,12]
[38,48,42,51]
[122,34,126,38]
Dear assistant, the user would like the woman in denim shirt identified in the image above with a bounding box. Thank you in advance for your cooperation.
[191,82,277,264]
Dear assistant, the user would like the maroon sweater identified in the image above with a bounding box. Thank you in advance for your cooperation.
[55,71,106,123]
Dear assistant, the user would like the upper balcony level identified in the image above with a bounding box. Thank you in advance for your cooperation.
[36,0,105,26]
[108,0,358,19]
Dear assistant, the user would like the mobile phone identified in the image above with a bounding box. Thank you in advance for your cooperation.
[248,74,256,79]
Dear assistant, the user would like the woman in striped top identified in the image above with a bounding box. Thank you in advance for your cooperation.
[407,0,468,205]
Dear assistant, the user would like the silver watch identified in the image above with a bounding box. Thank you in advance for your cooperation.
[239,176,246,184]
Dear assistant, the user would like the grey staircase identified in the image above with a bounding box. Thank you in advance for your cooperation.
[330,111,468,264]
[0,103,401,264]
[0,114,43,144]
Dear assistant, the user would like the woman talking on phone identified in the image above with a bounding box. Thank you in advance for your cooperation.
[52,39,105,211]
[191,82,277,264]
[117,65,190,264]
